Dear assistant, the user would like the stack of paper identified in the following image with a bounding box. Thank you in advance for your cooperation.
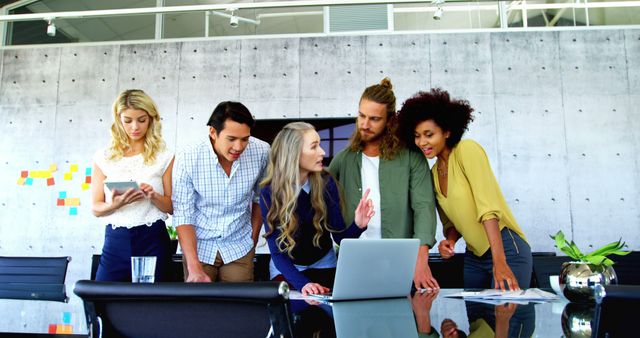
[444,288,558,305]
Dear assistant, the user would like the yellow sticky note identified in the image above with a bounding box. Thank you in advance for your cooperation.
[65,198,81,206]
[17,177,26,185]
[49,164,58,172]
[81,183,90,191]
[70,164,79,172]
[29,170,52,178]
[63,172,73,181]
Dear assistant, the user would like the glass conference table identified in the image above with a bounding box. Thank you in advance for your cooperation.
[0,288,586,337]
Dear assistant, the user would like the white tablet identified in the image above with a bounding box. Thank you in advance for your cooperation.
[104,181,140,194]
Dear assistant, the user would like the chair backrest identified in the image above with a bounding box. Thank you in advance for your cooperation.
[593,284,640,338]
[0,256,70,302]
[531,254,571,289]
[73,280,294,338]
[609,251,640,285]
[429,254,464,288]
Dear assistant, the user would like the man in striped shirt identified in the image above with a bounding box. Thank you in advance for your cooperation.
[173,101,269,282]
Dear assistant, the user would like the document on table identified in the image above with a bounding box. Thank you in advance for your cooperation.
[444,288,558,304]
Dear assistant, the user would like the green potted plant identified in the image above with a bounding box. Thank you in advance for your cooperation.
[167,225,179,254]
[550,230,629,302]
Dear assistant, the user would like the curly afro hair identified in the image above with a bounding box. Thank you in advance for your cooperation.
[397,88,474,150]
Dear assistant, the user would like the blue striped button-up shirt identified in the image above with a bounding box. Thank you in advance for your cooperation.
[172,136,270,264]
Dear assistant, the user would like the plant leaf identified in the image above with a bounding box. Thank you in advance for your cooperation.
[569,241,584,260]
[584,255,608,266]
[589,239,624,257]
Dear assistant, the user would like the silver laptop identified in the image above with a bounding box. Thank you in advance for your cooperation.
[332,297,419,338]
[310,238,419,301]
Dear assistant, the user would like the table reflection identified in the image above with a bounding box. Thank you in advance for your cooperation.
[290,289,559,338]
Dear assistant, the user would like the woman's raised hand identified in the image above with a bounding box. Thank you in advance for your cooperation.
[354,188,375,228]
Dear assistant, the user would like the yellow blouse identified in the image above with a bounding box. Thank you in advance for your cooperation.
[433,139,527,257]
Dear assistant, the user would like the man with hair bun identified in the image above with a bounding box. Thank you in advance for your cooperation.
[328,78,440,290]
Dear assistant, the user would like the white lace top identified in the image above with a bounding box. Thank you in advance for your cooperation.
[94,147,174,229]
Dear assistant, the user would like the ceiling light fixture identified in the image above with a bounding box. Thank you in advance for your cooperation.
[433,0,445,20]
[228,8,239,28]
[46,18,56,37]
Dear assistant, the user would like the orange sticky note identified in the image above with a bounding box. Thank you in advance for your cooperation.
[47,177,55,186]
[21,171,28,178]
[56,325,63,333]
[70,164,79,172]
[63,172,72,181]
[17,177,26,185]
[81,183,90,191]
[85,176,91,184]
[60,325,73,333]
[57,198,65,206]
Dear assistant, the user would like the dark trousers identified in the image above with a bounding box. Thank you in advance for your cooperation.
[96,219,171,282]
[464,227,532,289]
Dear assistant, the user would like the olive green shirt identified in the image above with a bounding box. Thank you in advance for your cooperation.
[328,147,437,248]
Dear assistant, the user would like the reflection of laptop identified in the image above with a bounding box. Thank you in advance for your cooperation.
[332,297,419,338]
[310,238,419,301]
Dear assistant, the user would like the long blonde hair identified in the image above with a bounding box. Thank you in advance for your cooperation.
[348,77,402,160]
[261,122,333,257]
[108,89,165,165]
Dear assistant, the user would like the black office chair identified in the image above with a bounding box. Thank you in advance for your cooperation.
[530,253,571,289]
[429,253,464,288]
[609,251,640,285]
[0,256,70,302]
[73,280,294,338]
[593,284,640,338]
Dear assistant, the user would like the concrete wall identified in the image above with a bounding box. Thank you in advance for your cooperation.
[0,28,638,333]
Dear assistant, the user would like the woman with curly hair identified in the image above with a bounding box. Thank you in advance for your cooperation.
[397,88,531,291]
[260,122,374,295]
[91,89,174,282]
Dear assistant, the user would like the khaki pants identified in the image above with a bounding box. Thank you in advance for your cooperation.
[183,248,254,282]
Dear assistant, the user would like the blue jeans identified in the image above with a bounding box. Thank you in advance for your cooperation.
[463,227,532,289]
[96,219,171,282]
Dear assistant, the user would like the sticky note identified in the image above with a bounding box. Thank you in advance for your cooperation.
[85,176,91,184]
[70,164,78,172]
[85,167,92,176]
[47,177,55,186]
[29,170,51,178]
[69,207,78,216]
[81,183,90,191]
[60,325,72,333]
[62,312,71,324]
[17,177,26,185]
[57,198,65,206]
[48,324,56,334]
[25,178,33,185]
[21,171,28,178]
[64,172,72,181]
[65,198,80,206]
[58,191,67,199]
[49,164,58,172]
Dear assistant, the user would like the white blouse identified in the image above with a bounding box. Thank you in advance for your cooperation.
[94,147,174,228]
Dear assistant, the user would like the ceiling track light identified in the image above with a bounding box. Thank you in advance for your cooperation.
[433,0,445,20]
[46,18,56,37]
[208,8,260,27]
[228,8,239,28]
